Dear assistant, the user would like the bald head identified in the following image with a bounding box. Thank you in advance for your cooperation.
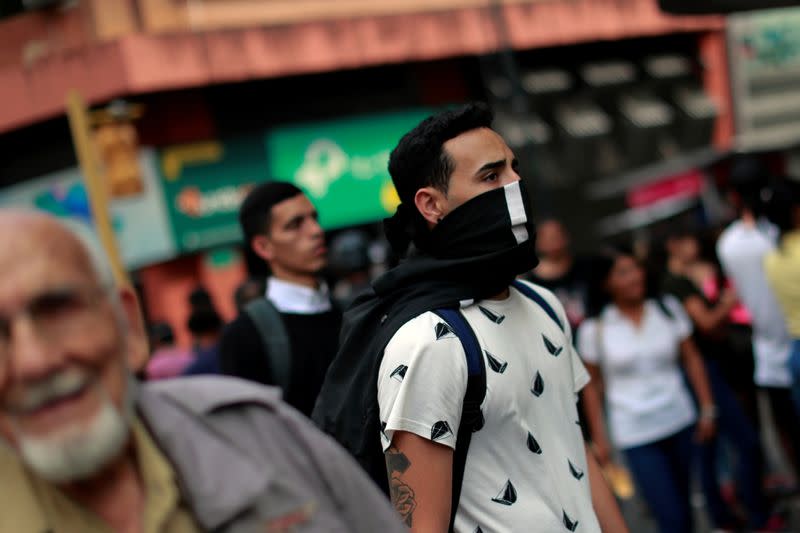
[0,210,143,484]
[0,210,114,291]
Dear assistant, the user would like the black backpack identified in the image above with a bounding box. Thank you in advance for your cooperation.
[314,280,564,531]
[243,298,292,392]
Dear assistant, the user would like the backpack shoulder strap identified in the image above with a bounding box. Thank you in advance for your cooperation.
[244,298,292,392]
[431,308,485,533]
[511,280,565,332]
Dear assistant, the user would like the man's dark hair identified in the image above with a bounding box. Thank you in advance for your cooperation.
[728,155,770,217]
[187,308,223,335]
[188,286,214,310]
[148,322,174,346]
[388,102,494,206]
[239,182,303,245]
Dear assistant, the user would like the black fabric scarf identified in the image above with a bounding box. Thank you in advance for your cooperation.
[378,179,539,302]
[313,181,539,460]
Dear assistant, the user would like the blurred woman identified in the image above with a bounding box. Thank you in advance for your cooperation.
[578,246,715,533]
[662,229,778,530]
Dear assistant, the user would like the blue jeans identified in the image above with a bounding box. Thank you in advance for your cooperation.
[696,360,767,528]
[624,426,694,533]
[791,339,800,417]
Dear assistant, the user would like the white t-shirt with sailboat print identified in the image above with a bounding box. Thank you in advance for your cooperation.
[377,281,600,533]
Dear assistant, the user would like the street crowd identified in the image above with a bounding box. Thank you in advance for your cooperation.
[1,103,799,533]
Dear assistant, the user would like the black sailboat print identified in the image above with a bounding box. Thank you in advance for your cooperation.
[568,460,585,480]
[543,334,563,356]
[431,421,453,441]
[435,322,456,340]
[390,364,408,382]
[531,371,545,397]
[527,432,543,454]
[479,306,505,324]
[486,351,508,373]
[563,510,579,531]
[491,480,518,506]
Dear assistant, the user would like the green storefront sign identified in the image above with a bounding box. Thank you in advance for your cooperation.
[159,109,433,252]
[265,109,432,229]
[158,136,269,252]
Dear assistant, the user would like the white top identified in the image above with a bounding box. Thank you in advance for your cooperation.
[717,219,792,387]
[378,281,599,533]
[577,297,696,449]
[266,277,332,314]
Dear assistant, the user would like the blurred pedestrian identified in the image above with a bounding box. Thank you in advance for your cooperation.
[717,157,800,474]
[0,210,404,533]
[764,178,800,416]
[524,218,591,330]
[182,298,223,376]
[329,229,372,309]
[220,182,341,416]
[144,321,194,380]
[578,245,716,533]
[314,103,626,532]
[662,228,778,531]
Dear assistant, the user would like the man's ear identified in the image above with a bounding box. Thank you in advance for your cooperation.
[414,187,446,227]
[118,287,149,373]
[251,235,274,263]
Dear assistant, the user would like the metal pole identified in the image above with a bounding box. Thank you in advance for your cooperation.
[66,90,130,287]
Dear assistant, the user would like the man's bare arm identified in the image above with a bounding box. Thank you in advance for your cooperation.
[385,430,453,531]
[586,443,629,533]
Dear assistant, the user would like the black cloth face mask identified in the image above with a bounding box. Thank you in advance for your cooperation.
[423,179,536,260]
[379,180,539,298]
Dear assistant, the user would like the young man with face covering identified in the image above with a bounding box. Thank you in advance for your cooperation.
[314,104,626,532]
[0,210,407,533]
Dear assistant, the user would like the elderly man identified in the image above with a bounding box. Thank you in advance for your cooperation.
[0,210,403,533]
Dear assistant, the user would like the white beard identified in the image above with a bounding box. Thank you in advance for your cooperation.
[13,375,135,484]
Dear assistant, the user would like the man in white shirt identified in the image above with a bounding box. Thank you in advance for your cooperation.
[219,182,341,416]
[716,157,800,471]
[370,103,626,532]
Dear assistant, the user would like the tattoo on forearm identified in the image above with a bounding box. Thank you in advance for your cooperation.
[386,445,417,527]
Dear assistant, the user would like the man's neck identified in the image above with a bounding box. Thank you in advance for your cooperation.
[488,288,511,301]
[270,269,319,290]
[61,448,144,533]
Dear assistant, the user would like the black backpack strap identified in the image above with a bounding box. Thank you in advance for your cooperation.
[432,308,486,533]
[244,298,292,392]
[511,280,565,332]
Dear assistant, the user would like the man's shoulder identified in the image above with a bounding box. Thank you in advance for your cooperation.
[512,279,568,324]
[386,311,453,349]
[140,375,284,415]
[514,278,560,303]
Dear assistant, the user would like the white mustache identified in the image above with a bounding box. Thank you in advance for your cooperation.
[13,371,89,413]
